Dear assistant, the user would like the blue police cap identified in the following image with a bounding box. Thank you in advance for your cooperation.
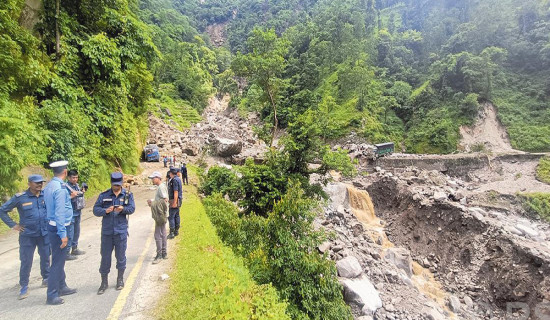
[169,167,180,174]
[28,174,46,183]
[110,172,124,186]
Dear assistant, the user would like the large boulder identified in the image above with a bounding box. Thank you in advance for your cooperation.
[182,144,199,156]
[336,256,363,278]
[340,276,382,316]
[214,138,243,157]
[384,248,413,277]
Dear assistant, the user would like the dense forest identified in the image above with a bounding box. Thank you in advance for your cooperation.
[3,0,550,192]
[195,0,550,154]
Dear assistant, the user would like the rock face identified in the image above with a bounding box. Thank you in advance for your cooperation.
[336,256,363,278]
[341,276,382,316]
[448,295,461,312]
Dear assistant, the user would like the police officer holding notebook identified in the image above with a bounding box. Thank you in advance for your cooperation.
[93,172,135,295]
[43,160,77,305]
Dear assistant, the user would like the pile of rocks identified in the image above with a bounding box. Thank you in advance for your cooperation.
[147,96,267,165]
[147,115,195,157]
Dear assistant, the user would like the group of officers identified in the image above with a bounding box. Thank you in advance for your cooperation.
[0,160,140,305]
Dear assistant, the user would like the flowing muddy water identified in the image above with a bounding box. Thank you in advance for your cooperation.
[346,186,453,316]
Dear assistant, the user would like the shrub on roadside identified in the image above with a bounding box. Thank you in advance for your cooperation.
[520,193,550,223]
[200,166,240,200]
[160,190,289,320]
[536,157,550,184]
[204,182,353,320]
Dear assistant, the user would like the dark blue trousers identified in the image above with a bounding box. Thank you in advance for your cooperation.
[99,233,127,275]
[168,207,180,229]
[47,225,72,300]
[19,235,50,287]
[67,217,75,252]
[72,215,81,248]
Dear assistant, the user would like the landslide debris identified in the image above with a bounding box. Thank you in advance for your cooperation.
[459,102,514,153]
[147,96,267,165]
[319,166,550,319]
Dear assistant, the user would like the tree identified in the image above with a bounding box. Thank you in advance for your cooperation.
[232,28,290,147]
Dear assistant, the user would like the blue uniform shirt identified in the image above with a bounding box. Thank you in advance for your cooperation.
[66,182,82,216]
[44,177,73,239]
[0,189,48,237]
[168,176,182,205]
[93,188,135,235]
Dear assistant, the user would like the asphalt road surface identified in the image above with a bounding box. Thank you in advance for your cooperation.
[0,184,163,320]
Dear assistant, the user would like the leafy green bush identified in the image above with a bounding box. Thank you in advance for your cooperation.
[200,166,240,200]
[261,182,352,319]
[520,193,550,223]
[536,157,550,184]
[203,182,353,320]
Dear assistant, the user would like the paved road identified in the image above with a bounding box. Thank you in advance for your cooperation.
[0,184,162,320]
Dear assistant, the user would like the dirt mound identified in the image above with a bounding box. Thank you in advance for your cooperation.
[459,102,515,153]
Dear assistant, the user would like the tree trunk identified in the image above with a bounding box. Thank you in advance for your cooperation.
[267,88,278,148]
[55,0,60,58]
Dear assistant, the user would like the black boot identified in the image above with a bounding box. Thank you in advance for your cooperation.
[97,274,108,295]
[65,251,77,261]
[162,249,167,259]
[71,246,86,255]
[116,269,124,290]
[174,227,179,237]
[152,253,162,264]
[167,228,175,239]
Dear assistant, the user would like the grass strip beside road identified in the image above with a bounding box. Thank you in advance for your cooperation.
[157,184,289,320]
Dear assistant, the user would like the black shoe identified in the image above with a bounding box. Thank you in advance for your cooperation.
[71,247,86,255]
[97,274,108,295]
[65,254,77,261]
[174,228,179,236]
[152,254,162,264]
[59,286,77,296]
[116,270,124,290]
[167,228,175,239]
[162,251,167,259]
[46,297,64,305]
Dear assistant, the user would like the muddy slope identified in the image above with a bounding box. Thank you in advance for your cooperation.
[367,177,550,319]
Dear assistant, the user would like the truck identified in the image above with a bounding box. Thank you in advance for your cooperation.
[374,142,394,158]
[143,144,160,162]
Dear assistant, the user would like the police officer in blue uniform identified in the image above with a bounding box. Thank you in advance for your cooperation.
[93,172,135,295]
[0,174,50,300]
[167,167,182,239]
[44,160,77,305]
[65,169,87,260]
